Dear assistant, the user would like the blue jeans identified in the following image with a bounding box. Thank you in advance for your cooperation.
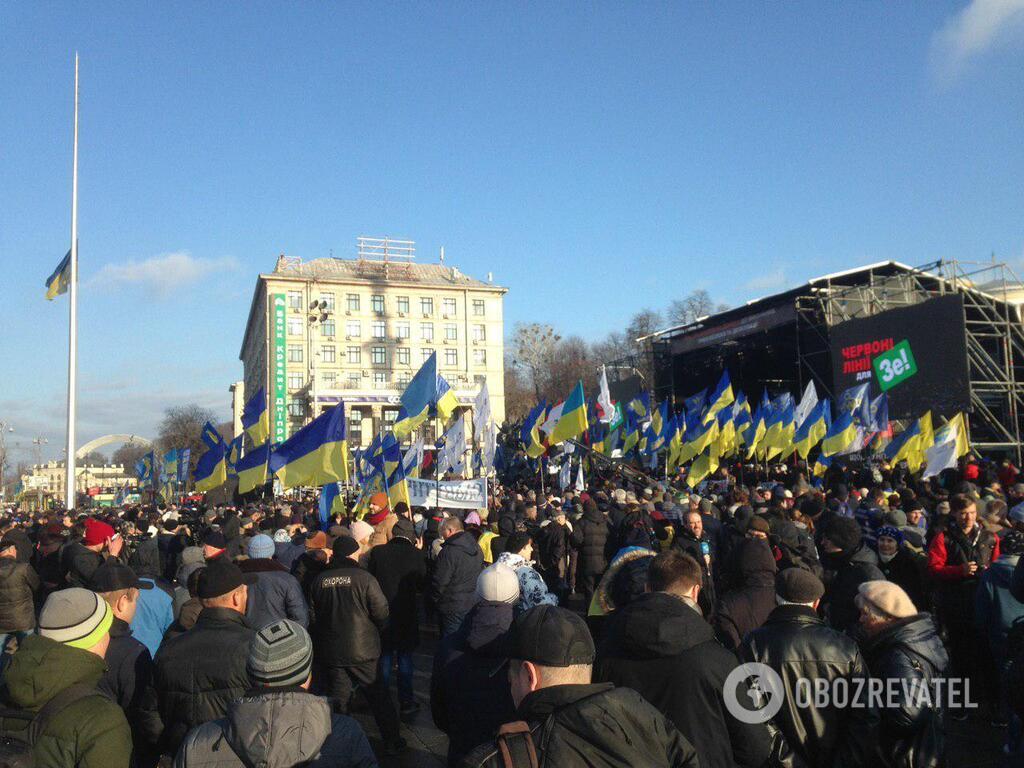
[379,650,415,706]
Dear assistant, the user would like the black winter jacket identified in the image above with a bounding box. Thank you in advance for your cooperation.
[62,541,105,588]
[822,544,885,634]
[461,683,699,768]
[878,548,929,612]
[99,617,163,760]
[309,559,389,667]
[368,536,426,652]
[597,591,778,768]
[431,532,483,626]
[237,558,309,630]
[151,607,255,756]
[0,559,39,632]
[713,537,777,651]
[431,601,516,766]
[741,604,879,768]
[571,506,609,577]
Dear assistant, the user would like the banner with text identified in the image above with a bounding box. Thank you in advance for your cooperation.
[407,478,488,510]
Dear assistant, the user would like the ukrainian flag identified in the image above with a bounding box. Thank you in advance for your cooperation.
[237,442,271,494]
[394,353,457,438]
[812,453,832,478]
[883,419,922,466]
[679,417,718,466]
[547,381,589,446]
[905,412,934,473]
[744,405,766,458]
[645,401,668,453]
[521,401,547,459]
[622,410,640,455]
[794,399,830,460]
[242,387,270,446]
[683,389,707,422]
[270,404,350,490]
[201,421,224,450]
[686,440,720,489]
[44,250,71,301]
[382,434,411,508]
[667,415,685,470]
[319,483,346,528]
[762,403,791,461]
[436,372,460,423]
[628,391,650,420]
[704,371,735,424]
[716,404,737,458]
[194,442,228,493]
[226,436,243,477]
[821,409,858,457]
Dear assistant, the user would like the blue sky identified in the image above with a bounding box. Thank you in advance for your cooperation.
[2,1,1023,464]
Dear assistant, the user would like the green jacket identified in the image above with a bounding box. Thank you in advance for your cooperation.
[1,634,132,768]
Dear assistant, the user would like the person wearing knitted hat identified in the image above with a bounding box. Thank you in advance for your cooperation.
[366,492,398,548]
[875,525,929,612]
[818,515,885,633]
[0,587,132,767]
[237,533,309,631]
[855,580,948,760]
[739,569,875,768]
[63,517,123,588]
[174,619,376,768]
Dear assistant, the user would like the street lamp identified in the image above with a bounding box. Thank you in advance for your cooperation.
[0,422,13,504]
[32,437,48,512]
[307,296,333,422]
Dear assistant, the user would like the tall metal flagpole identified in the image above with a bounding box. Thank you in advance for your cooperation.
[65,54,79,510]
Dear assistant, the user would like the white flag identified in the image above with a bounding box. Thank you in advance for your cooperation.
[597,366,615,423]
[794,381,818,431]
[402,438,424,479]
[439,422,466,476]
[473,380,491,442]
[574,464,585,492]
[541,401,564,435]
[481,423,497,475]
[559,460,572,490]
[922,437,958,479]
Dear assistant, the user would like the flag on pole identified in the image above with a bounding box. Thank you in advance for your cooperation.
[242,387,270,445]
[393,352,458,438]
[201,421,224,450]
[194,442,228,492]
[269,404,350,490]
[559,460,572,490]
[794,381,818,431]
[237,442,271,494]
[44,250,71,301]
[704,371,735,424]
[473,380,491,442]
[597,366,615,422]
[547,381,589,446]
[177,448,191,485]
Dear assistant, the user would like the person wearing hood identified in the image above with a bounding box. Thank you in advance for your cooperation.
[713,537,777,651]
[487,512,517,562]
[238,534,308,629]
[819,515,885,634]
[855,581,949,767]
[431,517,484,636]
[496,532,558,615]
[875,525,928,612]
[571,498,609,607]
[174,619,376,768]
[368,517,427,717]
[0,587,132,767]
[431,563,519,766]
[597,551,783,768]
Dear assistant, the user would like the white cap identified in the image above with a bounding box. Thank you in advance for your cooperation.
[476,563,520,604]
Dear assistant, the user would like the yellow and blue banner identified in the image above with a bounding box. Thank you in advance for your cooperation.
[237,442,271,494]
[269,403,350,490]
[794,399,830,460]
[242,387,270,446]
[821,409,858,457]
[194,441,228,493]
[201,421,224,450]
[394,352,457,438]
[547,381,589,446]
[44,250,71,301]
[704,371,735,424]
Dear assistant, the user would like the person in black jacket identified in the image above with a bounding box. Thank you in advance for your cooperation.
[368,517,427,716]
[431,518,483,636]
[94,561,163,768]
[875,526,929,612]
[571,499,609,607]
[536,510,571,602]
[597,550,784,768]
[854,581,949,768]
[237,534,308,630]
[309,534,405,756]
[713,537,777,651]
[740,568,879,768]
[463,605,699,768]
[431,563,519,766]
[672,510,717,616]
[63,518,123,588]
[819,515,885,634]
[0,534,39,653]
[150,558,256,757]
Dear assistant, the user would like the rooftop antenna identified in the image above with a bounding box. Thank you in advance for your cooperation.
[439,246,445,264]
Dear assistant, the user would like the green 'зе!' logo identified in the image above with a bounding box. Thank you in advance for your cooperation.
[873,340,917,391]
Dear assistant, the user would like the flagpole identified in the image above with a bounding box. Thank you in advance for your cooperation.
[64,53,79,510]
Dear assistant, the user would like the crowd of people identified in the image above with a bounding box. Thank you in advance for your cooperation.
[0,449,1023,767]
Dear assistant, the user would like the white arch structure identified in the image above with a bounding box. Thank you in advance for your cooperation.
[75,434,153,460]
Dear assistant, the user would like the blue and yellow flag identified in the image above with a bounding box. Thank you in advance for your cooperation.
[686,440,720,489]
[622,409,640,455]
[382,434,411,508]
[194,442,228,493]
[242,387,270,446]
[794,399,830,460]
[812,453,832,478]
[201,421,224,450]
[883,418,922,466]
[162,450,179,485]
[44,250,71,301]
[683,389,706,422]
[269,404,350,490]
[704,371,735,424]
[645,401,669,454]
[548,381,589,446]
[319,483,346,529]
[521,400,547,458]
[226,435,243,477]
[135,452,155,487]
[237,442,271,494]
[628,391,650,420]
[821,409,858,457]
[394,353,457,438]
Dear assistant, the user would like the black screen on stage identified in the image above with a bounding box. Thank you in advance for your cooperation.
[829,294,970,419]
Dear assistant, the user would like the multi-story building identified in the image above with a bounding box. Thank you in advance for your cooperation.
[238,239,507,447]
[21,461,137,509]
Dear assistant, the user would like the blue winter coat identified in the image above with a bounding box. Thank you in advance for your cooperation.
[976,554,1024,660]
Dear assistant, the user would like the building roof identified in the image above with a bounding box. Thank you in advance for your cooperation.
[264,255,506,292]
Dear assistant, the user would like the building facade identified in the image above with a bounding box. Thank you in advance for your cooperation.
[238,242,507,447]
[21,461,137,509]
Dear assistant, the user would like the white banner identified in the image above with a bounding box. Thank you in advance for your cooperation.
[407,478,488,509]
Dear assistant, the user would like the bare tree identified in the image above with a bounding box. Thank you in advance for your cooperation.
[503,357,535,422]
[78,451,109,467]
[667,289,727,327]
[624,309,664,387]
[112,441,150,470]
[509,323,562,399]
[159,404,217,474]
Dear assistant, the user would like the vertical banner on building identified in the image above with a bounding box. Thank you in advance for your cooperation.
[271,293,288,443]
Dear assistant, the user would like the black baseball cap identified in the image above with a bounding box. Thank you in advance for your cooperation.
[196,559,256,599]
[203,530,227,549]
[510,605,595,667]
[90,561,154,593]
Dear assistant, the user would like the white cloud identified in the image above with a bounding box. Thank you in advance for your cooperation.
[743,268,787,294]
[931,0,1024,79]
[88,251,239,298]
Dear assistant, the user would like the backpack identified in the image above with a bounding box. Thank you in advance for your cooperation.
[495,721,539,768]
[0,684,103,768]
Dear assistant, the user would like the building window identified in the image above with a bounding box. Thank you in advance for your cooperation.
[383,409,398,428]
[287,345,303,363]
[287,372,304,389]
[443,298,457,317]
[346,320,360,338]
[396,321,410,340]
[349,409,362,440]
[347,346,361,364]
[396,347,410,365]
[320,320,336,337]
[444,323,458,341]
[373,372,387,388]
[371,321,386,340]
[347,372,361,388]
[288,397,305,417]
[445,348,458,367]
[371,294,385,314]
[371,346,386,365]
[346,293,360,311]
[288,317,303,336]
[473,299,485,316]
[322,371,336,387]
[288,291,303,310]
[319,292,335,310]
[473,324,486,342]
[421,347,434,364]
[397,372,411,388]
[397,296,409,314]
[474,348,487,366]
[321,345,335,363]
[420,322,434,342]
[420,297,433,316]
